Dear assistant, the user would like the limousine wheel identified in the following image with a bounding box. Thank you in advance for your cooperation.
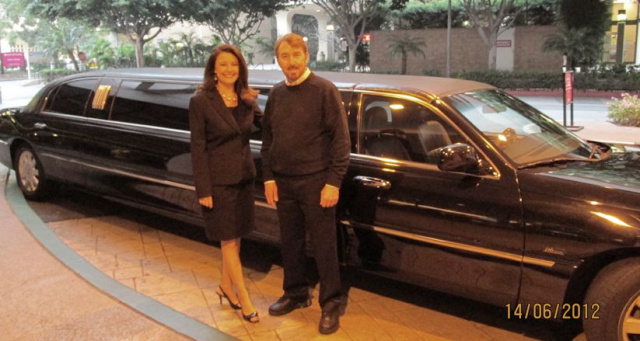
[584,258,640,341]
[14,145,52,200]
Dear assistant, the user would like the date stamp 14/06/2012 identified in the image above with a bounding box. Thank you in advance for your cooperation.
[505,303,600,320]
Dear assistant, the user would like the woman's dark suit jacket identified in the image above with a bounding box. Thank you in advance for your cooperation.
[189,90,261,200]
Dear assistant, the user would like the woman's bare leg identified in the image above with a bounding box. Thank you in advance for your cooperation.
[221,238,258,321]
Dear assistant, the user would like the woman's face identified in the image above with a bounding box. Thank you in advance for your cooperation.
[214,51,240,87]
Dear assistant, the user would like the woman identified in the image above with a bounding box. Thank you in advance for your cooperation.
[189,44,261,323]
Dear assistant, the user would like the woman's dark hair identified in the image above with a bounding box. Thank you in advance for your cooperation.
[199,44,257,102]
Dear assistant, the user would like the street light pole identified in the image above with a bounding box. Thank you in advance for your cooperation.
[446,0,452,77]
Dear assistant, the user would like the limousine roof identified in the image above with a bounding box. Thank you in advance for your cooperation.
[64,68,495,100]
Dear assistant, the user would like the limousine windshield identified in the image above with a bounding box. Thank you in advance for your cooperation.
[446,90,603,166]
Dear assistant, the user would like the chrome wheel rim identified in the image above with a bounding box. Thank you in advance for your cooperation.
[17,150,39,192]
[621,291,640,341]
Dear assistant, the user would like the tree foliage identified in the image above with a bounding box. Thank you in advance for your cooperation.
[36,19,94,71]
[546,0,609,68]
[25,0,188,67]
[311,0,388,72]
[460,0,519,69]
[188,0,290,46]
[543,25,601,68]
[387,33,426,74]
[559,0,609,32]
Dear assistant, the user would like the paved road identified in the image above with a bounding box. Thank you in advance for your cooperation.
[519,96,610,123]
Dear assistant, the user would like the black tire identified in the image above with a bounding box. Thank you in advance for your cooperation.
[584,258,640,341]
[13,144,53,200]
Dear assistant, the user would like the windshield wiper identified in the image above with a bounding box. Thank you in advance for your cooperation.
[520,158,584,169]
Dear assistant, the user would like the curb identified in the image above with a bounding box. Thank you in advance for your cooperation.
[3,170,234,341]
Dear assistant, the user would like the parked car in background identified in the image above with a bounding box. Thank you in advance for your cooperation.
[1,68,639,340]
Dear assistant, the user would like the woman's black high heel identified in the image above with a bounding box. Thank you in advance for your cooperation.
[242,311,259,323]
[216,286,241,310]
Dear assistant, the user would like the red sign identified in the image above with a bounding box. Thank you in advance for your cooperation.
[564,71,573,104]
[496,40,512,48]
[1,52,26,67]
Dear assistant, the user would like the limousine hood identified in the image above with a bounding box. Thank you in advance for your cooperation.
[517,151,640,245]
[538,151,640,194]
[518,150,640,224]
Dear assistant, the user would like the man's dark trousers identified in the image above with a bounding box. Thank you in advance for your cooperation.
[274,170,342,308]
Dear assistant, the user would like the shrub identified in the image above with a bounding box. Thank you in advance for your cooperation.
[454,70,563,90]
[453,69,640,92]
[608,93,640,127]
[310,60,347,71]
[39,69,78,83]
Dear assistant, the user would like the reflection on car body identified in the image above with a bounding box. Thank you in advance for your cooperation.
[1,68,639,340]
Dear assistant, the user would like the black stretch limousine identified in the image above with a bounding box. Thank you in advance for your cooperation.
[1,69,639,340]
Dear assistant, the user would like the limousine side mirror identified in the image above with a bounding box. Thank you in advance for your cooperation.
[437,143,481,174]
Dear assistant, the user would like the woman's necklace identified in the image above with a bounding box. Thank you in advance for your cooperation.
[217,86,237,103]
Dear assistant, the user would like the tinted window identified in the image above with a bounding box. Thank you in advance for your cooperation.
[45,78,99,116]
[250,87,271,141]
[111,81,197,130]
[85,78,120,120]
[341,91,357,153]
[361,95,460,164]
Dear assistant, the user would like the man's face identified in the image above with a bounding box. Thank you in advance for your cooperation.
[276,41,309,82]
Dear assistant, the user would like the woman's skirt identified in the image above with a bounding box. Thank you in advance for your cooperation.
[201,179,255,241]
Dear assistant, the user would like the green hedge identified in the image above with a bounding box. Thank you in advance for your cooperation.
[452,69,640,91]
[40,69,78,83]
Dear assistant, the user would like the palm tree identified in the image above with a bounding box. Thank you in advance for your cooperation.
[36,19,92,71]
[387,33,427,75]
[84,38,116,69]
[543,25,602,69]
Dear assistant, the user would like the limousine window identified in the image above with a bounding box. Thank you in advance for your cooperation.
[110,81,197,131]
[361,94,459,164]
[447,90,595,166]
[44,78,100,116]
[249,88,271,141]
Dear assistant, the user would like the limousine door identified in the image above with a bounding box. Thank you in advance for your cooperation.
[341,93,524,306]
[34,77,102,184]
[85,79,200,217]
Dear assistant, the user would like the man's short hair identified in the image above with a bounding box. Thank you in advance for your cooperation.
[275,33,308,55]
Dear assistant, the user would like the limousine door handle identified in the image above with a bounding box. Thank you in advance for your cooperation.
[34,122,47,129]
[353,175,392,190]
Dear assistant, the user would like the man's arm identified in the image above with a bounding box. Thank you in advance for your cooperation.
[261,93,278,207]
[320,84,350,207]
[324,84,351,188]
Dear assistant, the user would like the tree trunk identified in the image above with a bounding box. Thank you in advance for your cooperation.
[348,43,357,72]
[67,50,80,71]
[401,53,407,74]
[488,45,497,70]
[134,39,145,68]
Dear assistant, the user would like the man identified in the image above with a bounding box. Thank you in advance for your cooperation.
[261,33,350,335]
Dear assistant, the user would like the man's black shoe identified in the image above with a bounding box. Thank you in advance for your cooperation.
[268,296,311,316]
[319,309,340,335]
